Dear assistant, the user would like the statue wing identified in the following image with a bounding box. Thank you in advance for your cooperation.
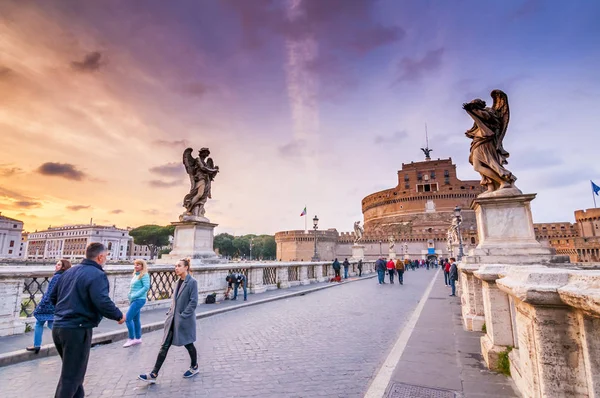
[491,90,510,160]
[182,148,195,175]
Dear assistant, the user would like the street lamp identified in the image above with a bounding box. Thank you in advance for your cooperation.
[311,215,319,261]
[454,206,464,260]
[379,240,382,256]
[249,237,253,261]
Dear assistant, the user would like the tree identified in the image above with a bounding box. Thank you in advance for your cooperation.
[214,233,235,258]
[129,224,172,260]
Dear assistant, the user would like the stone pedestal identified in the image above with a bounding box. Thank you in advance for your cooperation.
[388,251,396,260]
[158,220,224,266]
[351,244,365,260]
[459,192,568,331]
[465,193,561,265]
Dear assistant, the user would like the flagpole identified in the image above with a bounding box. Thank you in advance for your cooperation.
[305,206,307,233]
[593,182,597,208]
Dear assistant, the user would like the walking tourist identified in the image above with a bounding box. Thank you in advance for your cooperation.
[448,257,458,297]
[50,243,125,398]
[357,259,363,277]
[225,272,247,301]
[375,256,386,284]
[444,259,451,286]
[139,258,199,383]
[332,258,341,279]
[123,259,151,348]
[386,258,395,284]
[395,258,405,285]
[26,259,72,353]
[342,258,350,279]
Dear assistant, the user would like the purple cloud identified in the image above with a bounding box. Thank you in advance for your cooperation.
[149,162,184,177]
[71,51,103,72]
[67,205,91,211]
[148,180,182,188]
[110,209,124,214]
[37,162,86,180]
[396,48,444,83]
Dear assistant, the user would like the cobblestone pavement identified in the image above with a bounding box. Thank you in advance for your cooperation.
[0,269,436,398]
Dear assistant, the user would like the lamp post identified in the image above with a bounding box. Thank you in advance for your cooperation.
[311,215,319,261]
[454,206,464,260]
[379,240,382,256]
[249,237,253,261]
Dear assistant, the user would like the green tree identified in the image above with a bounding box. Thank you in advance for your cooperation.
[129,224,172,259]
[214,233,235,258]
[259,235,276,260]
[233,235,251,258]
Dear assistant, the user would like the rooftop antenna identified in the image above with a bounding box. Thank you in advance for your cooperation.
[420,123,433,161]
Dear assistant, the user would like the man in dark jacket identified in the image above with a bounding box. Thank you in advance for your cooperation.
[332,258,341,278]
[50,242,125,398]
[448,257,459,297]
[375,257,386,284]
[342,258,350,279]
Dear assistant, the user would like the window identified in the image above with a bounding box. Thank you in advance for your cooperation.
[471,237,476,244]
[404,174,409,182]
[405,183,410,189]
[8,250,12,254]
[430,171,436,179]
[9,240,14,247]
[13,224,17,228]
[444,177,450,185]
[417,172,422,181]
[444,170,449,177]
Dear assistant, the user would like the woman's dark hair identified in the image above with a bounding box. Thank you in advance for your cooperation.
[58,259,72,271]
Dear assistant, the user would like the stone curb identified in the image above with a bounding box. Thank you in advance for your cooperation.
[0,274,376,368]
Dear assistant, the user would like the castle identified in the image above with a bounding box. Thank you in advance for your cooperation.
[276,152,485,261]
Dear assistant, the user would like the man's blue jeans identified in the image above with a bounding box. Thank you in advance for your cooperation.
[450,279,456,296]
[234,278,247,300]
[377,270,385,284]
[397,270,404,285]
[344,267,349,279]
[444,271,449,285]
[33,319,53,347]
[388,269,395,283]
[126,299,146,339]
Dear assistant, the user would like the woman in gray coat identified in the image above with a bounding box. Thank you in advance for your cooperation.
[139,258,199,383]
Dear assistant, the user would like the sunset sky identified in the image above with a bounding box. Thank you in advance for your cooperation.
[1,0,599,235]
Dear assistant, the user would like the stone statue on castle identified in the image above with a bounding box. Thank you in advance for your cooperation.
[353,221,364,243]
[181,147,219,221]
[463,89,519,196]
[388,235,395,251]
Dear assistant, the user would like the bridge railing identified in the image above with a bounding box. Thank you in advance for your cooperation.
[0,260,375,337]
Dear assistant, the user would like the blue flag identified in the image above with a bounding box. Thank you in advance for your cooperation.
[592,180,600,196]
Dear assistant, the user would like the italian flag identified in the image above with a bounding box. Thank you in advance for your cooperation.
[300,206,307,216]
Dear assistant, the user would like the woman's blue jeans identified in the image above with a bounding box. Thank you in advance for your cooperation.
[125,299,146,339]
[33,319,53,347]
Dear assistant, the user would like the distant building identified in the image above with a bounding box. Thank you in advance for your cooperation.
[534,208,600,263]
[276,153,484,261]
[129,243,153,260]
[26,224,132,261]
[19,232,28,259]
[0,213,24,259]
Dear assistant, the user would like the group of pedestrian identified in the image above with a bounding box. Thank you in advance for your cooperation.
[442,257,459,296]
[27,242,201,397]
[331,258,355,281]
[374,257,405,285]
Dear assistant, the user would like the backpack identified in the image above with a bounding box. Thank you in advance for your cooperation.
[205,293,217,304]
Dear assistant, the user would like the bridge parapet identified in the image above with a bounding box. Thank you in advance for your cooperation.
[0,260,375,337]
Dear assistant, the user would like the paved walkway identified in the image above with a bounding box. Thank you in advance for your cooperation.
[379,269,518,398]
[0,268,518,397]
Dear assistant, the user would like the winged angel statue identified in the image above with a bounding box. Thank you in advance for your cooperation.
[463,90,519,195]
[181,147,219,221]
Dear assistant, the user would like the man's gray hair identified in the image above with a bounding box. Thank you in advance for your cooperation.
[86,242,106,260]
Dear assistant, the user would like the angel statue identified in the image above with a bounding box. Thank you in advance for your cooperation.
[388,235,395,251]
[463,89,519,195]
[353,221,364,243]
[181,147,219,221]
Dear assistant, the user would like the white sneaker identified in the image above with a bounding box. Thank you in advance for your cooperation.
[131,339,142,346]
[123,339,135,348]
